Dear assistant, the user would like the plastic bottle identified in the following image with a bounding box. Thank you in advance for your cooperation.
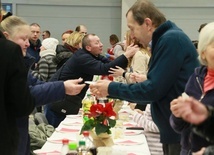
[66,142,78,155]
[82,131,97,155]
[82,94,93,122]
[61,139,69,155]
[77,140,87,155]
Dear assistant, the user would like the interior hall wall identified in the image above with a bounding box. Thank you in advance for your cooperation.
[2,0,214,50]
[2,0,122,53]
[122,0,214,41]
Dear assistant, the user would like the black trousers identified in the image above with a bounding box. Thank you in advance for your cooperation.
[163,143,181,155]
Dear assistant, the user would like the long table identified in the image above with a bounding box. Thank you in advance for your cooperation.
[34,108,151,155]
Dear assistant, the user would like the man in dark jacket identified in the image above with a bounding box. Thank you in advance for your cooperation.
[26,23,42,69]
[45,33,138,127]
[0,8,34,154]
[90,1,200,155]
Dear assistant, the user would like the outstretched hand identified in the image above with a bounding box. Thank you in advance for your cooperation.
[130,72,147,83]
[108,66,124,77]
[64,78,86,95]
[124,43,139,59]
[89,80,111,98]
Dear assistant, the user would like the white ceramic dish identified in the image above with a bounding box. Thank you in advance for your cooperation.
[55,127,80,133]
[124,130,142,136]
[33,149,60,155]
[47,138,75,144]
[114,139,143,146]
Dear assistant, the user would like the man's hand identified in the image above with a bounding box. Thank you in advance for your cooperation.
[64,78,85,95]
[89,80,111,98]
[123,43,139,59]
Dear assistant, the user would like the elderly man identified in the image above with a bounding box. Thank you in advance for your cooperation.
[75,24,87,35]
[90,0,199,155]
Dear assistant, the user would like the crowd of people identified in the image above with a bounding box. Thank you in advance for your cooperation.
[0,0,213,155]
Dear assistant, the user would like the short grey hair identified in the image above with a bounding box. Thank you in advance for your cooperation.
[198,22,214,66]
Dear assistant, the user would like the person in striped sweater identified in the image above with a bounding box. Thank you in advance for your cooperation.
[31,37,58,81]
[132,104,163,155]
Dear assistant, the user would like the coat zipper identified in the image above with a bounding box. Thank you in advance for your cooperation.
[196,77,205,101]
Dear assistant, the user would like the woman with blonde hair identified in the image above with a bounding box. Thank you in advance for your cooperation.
[54,31,84,70]
[0,15,85,155]
[109,30,150,83]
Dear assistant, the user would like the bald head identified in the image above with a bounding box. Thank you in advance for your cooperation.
[75,24,87,35]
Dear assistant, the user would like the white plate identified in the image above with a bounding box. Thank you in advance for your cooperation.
[66,115,82,119]
[123,122,137,127]
[47,138,75,144]
[61,120,83,126]
[55,127,80,133]
[124,130,142,136]
[114,139,143,146]
[85,81,96,85]
[33,149,60,155]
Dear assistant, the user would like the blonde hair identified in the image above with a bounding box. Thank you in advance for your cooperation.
[66,31,84,47]
[125,30,151,67]
[0,15,29,37]
[198,22,214,66]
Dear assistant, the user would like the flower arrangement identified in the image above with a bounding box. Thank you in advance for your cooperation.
[80,101,116,135]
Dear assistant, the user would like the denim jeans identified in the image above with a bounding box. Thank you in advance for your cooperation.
[44,104,65,128]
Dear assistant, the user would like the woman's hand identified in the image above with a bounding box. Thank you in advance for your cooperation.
[130,72,147,83]
[108,66,124,77]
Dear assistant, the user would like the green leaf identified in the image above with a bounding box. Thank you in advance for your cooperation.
[95,123,109,135]
[80,119,95,134]
[108,118,116,127]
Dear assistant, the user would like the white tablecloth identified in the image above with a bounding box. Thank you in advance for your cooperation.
[34,109,151,155]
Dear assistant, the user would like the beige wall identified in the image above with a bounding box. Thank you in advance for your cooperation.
[3,0,214,43]
[121,0,214,41]
[121,0,137,40]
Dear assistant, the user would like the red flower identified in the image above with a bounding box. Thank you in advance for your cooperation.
[89,102,116,119]
[81,101,117,135]
[102,102,116,117]
[89,103,103,118]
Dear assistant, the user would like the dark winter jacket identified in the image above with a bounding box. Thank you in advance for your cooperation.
[107,20,200,144]
[0,31,34,155]
[53,43,77,70]
[26,39,41,66]
[48,48,128,116]
[16,55,66,155]
[170,66,214,153]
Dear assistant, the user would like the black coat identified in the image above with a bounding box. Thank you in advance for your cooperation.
[48,48,128,116]
[51,48,128,99]
[0,31,34,155]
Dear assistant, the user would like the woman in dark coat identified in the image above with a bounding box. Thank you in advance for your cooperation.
[0,21,34,155]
